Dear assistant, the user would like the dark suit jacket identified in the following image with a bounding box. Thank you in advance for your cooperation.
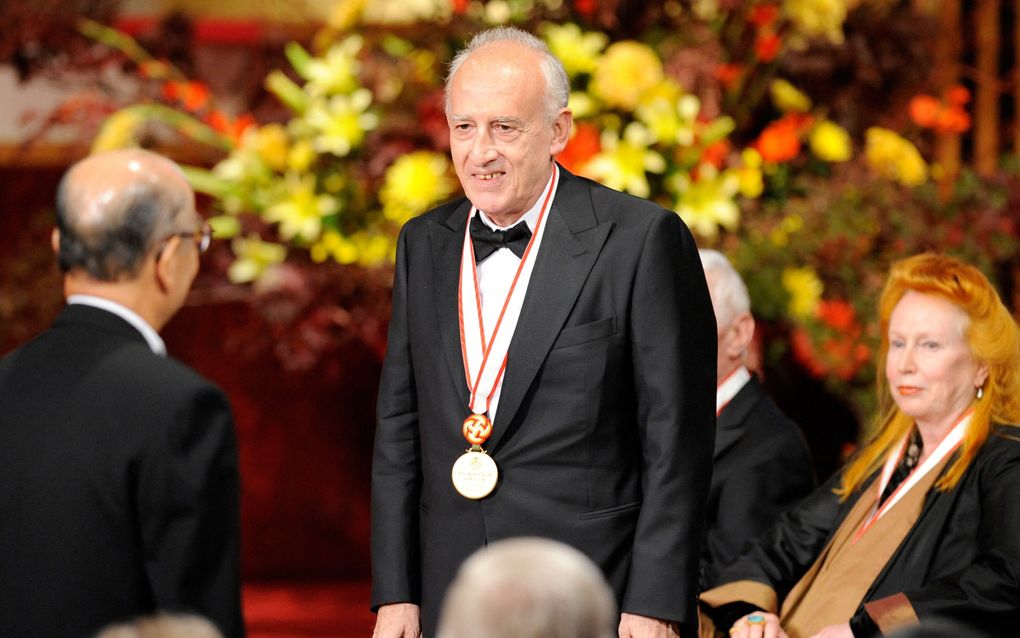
[701,376,815,588]
[0,304,244,638]
[710,427,1020,637]
[371,166,717,636]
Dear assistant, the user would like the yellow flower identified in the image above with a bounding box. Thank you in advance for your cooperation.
[327,0,367,31]
[265,174,340,243]
[810,120,852,162]
[582,123,666,198]
[784,0,847,46]
[782,266,823,319]
[254,123,290,172]
[590,41,664,112]
[303,37,364,97]
[310,230,395,265]
[228,234,287,283]
[634,82,697,146]
[380,151,457,225]
[360,0,451,24]
[737,149,765,198]
[865,127,927,186]
[669,165,741,241]
[770,79,812,113]
[568,92,599,119]
[91,110,142,153]
[208,215,241,239]
[287,139,317,173]
[305,89,378,157]
[541,22,608,78]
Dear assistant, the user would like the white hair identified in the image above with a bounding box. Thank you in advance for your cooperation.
[444,26,570,123]
[438,537,617,638]
[699,249,751,329]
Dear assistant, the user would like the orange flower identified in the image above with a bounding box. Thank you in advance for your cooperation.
[749,4,780,27]
[701,139,731,170]
[755,32,782,63]
[946,84,970,106]
[163,81,211,112]
[716,63,745,90]
[754,114,811,163]
[557,122,601,174]
[206,110,256,146]
[816,299,857,333]
[908,95,940,128]
[935,106,970,134]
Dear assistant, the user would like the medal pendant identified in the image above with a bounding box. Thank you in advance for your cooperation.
[451,448,499,499]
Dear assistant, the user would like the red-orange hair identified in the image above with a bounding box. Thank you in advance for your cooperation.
[837,253,1020,498]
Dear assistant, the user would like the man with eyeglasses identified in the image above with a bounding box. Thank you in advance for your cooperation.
[0,149,244,638]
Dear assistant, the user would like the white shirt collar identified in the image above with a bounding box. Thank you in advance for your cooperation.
[716,366,752,414]
[476,170,553,233]
[67,294,167,356]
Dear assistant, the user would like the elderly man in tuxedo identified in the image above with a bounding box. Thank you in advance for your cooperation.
[371,26,717,638]
[0,149,244,637]
[698,249,815,588]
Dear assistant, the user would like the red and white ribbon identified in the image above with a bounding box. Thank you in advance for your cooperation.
[458,165,559,418]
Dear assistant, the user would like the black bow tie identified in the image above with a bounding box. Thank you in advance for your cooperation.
[470,215,532,262]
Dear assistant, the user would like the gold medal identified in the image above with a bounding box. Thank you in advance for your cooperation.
[451,448,499,499]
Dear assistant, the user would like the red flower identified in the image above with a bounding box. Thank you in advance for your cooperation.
[163,81,211,112]
[701,139,731,170]
[716,63,746,90]
[749,4,780,27]
[206,110,256,145]
[935,106,970,134]
[557,122,601,174]
[816,299,857,333]
[573,0,598,17]
[946,84,970,106]
[755,32,782,63]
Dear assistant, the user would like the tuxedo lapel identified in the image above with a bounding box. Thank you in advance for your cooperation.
[487,169,612,450]
[714,377,764,459]
[429,200,472,406]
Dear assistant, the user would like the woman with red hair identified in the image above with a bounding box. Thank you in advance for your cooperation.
[700,253,1020,638]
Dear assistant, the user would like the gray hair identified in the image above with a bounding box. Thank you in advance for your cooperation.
[438,537,617,638]
[94,613,223,638]
[445,26,570,122]
[56,149,192,281]
[699,249,751,329]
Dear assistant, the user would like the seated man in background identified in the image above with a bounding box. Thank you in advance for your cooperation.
[698,249,816,588]
[0,149,244,638]
[437,537,617,638]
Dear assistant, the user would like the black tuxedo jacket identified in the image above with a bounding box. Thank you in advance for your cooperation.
[371,166,717,635]
[701,376,815,588]
[0,304,244,638]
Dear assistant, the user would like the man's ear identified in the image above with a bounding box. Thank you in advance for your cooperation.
[550,108,573,156]
[51,228,60,255]
[723,312,756,359]
[153,236,180,293]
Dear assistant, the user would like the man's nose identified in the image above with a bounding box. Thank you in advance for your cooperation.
[470,128,498,163]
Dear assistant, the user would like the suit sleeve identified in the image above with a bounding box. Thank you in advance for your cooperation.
[704,427,816,587]
[370,222,422,610]
[853,445,1020,637]
[137,384,244,638]
[622,211,716,628]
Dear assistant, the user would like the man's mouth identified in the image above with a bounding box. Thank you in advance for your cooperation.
[477,172,505,180]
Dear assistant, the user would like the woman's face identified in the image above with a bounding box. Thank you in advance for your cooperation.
[886,291,988,432]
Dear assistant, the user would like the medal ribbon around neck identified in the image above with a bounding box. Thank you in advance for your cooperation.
[457,164,559,432]
[853,407,972,543]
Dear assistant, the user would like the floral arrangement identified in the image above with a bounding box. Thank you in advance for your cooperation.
[74,0,1020,423]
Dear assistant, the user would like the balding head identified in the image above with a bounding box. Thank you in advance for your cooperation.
[56,149,195,281]
[438,537,617,638]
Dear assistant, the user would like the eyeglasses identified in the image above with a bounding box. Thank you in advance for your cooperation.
[163,223,212,255]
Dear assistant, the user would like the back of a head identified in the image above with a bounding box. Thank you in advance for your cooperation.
[56,148,193,281]
[698,248,750,328]
[438,537,617,638]
[94,613,223,638]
